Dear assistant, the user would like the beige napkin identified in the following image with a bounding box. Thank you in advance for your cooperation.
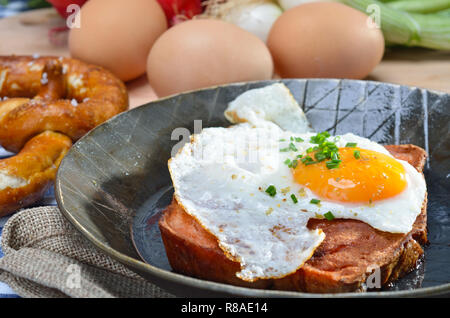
[0,206,174,298]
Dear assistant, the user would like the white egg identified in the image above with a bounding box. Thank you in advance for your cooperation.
[168,85,427,282]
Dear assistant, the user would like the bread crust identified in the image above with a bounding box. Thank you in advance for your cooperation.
[159,144,428,293]
[0,55,128,214]
[0,131,72,216]
[0,56,129,152]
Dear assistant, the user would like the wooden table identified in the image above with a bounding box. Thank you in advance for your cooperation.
[1,7,449,109]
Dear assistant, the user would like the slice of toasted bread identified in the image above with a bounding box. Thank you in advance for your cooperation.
[159,144,428,293]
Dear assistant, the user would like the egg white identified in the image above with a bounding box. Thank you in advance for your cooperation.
[225,82,314,134]
[168,84,427,282]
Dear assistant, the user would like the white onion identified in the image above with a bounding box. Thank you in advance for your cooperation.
[201,0,283,43]
[222,2,282,42]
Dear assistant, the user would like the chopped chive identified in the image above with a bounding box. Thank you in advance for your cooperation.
[326,161,340,169]
[279,138,286,142]
[304,161,319,166]
[295,137,304,142]
[280,147,290,152]
[303,132,345,169]
[301,156,313,163]
[345,142,357,148]
[314,153,327,162]
[354,150,361,159]
[310,136,323,144]
[297,154,303,159]
[290,136,294,141]
[310,198,321,204]
[291,194,298,204]
[331,152,340,161]
[310,131,330,144]
[327,143,334,149]
[289,143,298,152]
[324,211,335,221]
[291,159,298,168]
[284,159,291,165]
[265,185,277,197]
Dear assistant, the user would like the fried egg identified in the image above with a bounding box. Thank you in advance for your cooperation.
[168,84,427,282]
[225,82,313,133]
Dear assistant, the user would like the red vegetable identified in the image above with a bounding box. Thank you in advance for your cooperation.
[46,0,88,19]
[157,0,203,26]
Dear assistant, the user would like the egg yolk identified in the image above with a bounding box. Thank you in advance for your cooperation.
[293,147,407,203]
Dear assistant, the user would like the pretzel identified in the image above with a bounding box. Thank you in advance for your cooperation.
[0,131,72,215]
[0,56,129,216]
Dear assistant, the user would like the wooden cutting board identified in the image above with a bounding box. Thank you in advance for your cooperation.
[1,7,449,109]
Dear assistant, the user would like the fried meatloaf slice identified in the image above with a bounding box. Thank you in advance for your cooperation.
[159,144,428,293]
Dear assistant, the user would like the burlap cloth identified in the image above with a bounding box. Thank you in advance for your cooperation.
[0,206,174,298]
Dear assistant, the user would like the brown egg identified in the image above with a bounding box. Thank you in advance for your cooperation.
[69,0,167,82]
[146,19,273,97]
[267,2,385,79]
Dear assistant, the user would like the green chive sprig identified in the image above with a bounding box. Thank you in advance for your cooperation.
[300,132,342,169]
[324,211,335,221]
[291,194,298,204]
[265,185,276,197]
